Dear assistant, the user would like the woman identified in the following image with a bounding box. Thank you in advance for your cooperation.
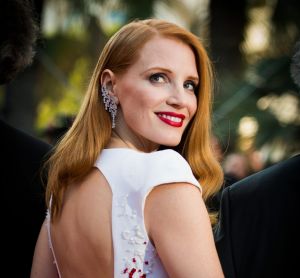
[31,19,224,277]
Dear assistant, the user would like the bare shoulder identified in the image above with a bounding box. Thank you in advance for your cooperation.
[145,182,205,233]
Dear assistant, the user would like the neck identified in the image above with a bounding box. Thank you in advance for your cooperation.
[107,130,159,153]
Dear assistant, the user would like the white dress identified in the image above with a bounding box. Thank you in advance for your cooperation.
[47,148,201,277]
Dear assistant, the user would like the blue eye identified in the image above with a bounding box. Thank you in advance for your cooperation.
[149,73,166,83]
[184,81,197,92]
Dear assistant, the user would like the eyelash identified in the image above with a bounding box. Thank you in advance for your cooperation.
[149,73,197,93]
[184,81,197,92]
[149,73,167,83]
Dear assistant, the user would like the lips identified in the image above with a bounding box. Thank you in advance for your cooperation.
[156,111,185,127]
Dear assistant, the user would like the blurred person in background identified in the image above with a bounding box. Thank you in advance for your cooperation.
[211,134,226,163]
[214,39,300,278]
[0,0,51,276]
[208,138,252,213]
[222,152,252,185]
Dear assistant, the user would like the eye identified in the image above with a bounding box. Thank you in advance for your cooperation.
[184,80,197,92]
[149,73,167,84]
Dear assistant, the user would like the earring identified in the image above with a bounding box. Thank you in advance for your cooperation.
[101,86,117,128]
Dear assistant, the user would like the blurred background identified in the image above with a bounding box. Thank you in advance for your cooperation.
[1,0,299,174]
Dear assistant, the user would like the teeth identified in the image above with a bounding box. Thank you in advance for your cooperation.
[158,114,182,123]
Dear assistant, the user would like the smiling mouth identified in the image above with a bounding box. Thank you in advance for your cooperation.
[156,112,185,127]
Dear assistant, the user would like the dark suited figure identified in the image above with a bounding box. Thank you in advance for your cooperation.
[0,0,51,276]
[214,41,300,278]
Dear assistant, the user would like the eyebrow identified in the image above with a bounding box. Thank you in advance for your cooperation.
[142,66,199,84]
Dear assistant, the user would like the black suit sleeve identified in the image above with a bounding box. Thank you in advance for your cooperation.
[214,154,300,278]
[214,187,236,278]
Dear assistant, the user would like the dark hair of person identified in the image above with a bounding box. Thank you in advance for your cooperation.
[0,0,38,84]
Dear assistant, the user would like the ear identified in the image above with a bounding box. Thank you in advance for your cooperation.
[100,69,119,104]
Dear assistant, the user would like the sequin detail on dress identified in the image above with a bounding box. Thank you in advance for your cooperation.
[117,194,156,277]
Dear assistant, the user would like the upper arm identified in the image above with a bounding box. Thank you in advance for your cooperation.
[145,183,224,278]
[31,219,59,278]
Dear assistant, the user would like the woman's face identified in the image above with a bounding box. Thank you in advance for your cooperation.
[114,36,198,148]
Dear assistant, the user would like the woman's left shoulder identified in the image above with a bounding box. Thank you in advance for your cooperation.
[148,149,190,169]
[143,149,201,191]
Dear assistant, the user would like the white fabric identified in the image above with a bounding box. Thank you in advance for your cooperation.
[94,148,201,277]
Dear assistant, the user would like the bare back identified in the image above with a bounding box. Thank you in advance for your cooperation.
[50,168,114,277]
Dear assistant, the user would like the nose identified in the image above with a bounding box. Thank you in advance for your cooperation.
[166,83,188,108]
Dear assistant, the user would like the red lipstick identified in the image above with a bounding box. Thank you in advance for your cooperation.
[156,111,185,127]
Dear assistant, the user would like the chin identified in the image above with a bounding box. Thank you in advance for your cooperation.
[158,137,181,147]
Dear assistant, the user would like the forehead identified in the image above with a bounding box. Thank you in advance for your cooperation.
[131,36,198,74]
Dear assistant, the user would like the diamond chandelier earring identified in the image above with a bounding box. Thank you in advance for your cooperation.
[101,86,117,128]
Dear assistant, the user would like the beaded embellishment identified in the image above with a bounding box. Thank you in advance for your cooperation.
[117,194,156,277]
[101,86,117,128]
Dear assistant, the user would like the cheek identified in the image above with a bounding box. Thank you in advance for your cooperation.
[118,86,152,123]
[118,80,148,103]
[122,86,160,112]
[121,91,152,113]
[188,95,198,118]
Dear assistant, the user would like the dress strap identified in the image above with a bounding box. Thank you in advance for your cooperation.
[46,199,62,278]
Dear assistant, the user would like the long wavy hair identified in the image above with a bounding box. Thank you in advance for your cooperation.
[46,18,223,224]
